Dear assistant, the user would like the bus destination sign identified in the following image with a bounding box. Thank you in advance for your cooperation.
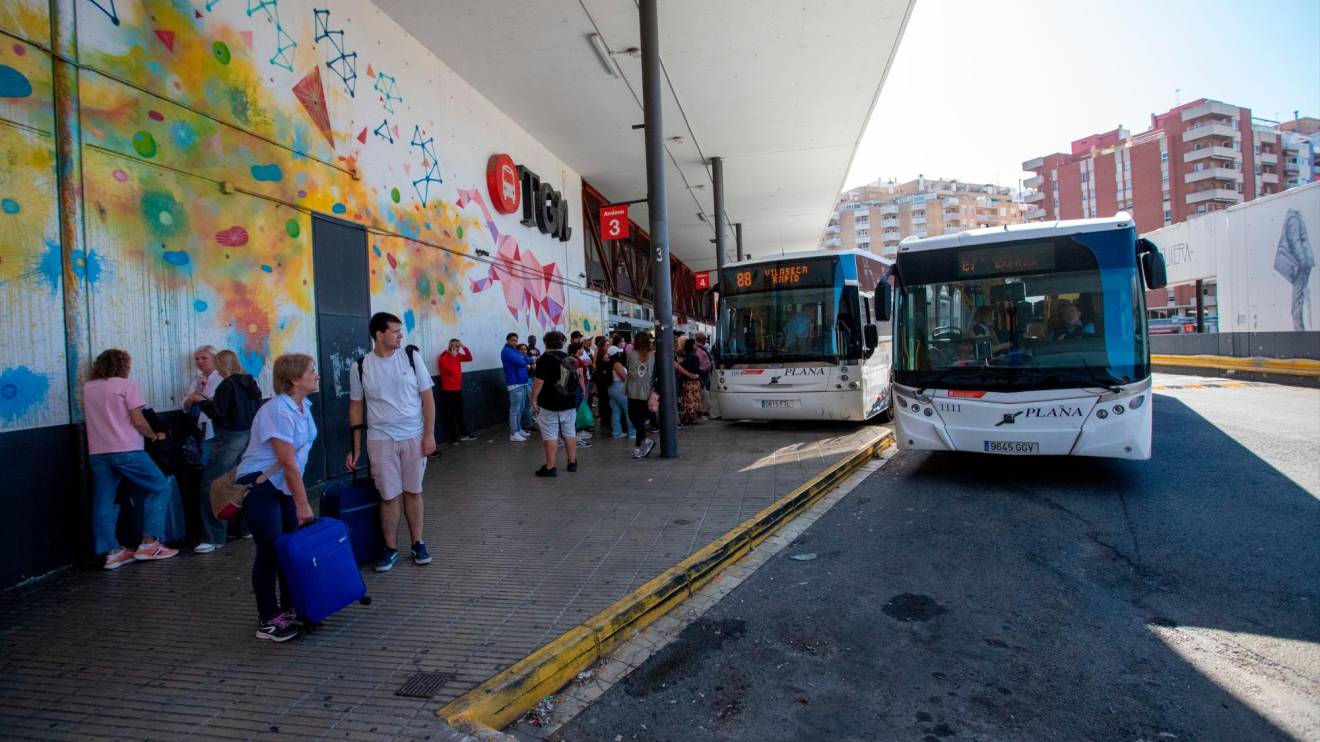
[723,258,835,293]
[957,244,1055,278]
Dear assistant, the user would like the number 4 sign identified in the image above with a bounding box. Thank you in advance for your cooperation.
[600,204,630,240]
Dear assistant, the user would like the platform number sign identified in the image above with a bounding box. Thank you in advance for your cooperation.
[600,204,630,241]
[695,271,711,290]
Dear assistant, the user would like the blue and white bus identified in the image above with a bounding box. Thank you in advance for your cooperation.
[715,249,894,421]
[890,213,1168,459]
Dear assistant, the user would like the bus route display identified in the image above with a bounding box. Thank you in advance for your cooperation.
[722,257,836,293]
[957,243,1055,278]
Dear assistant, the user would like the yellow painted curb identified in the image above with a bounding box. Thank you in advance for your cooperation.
[439,428,895,732]
[1152,354,1320,378]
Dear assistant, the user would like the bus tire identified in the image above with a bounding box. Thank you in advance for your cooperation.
[874,404,893,424]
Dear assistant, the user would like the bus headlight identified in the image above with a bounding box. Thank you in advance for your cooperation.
[1129,395,1145,410]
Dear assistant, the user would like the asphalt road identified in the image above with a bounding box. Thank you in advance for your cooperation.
[548,377,1320,741]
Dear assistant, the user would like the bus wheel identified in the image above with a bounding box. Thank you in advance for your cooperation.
[874,404,893,424]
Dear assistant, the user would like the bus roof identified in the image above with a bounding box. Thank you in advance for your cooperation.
[725,248,892,270]
[897,213,1135,255]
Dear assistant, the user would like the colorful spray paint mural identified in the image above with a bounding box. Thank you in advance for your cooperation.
[0,25,68,431]
[0,0,588,429]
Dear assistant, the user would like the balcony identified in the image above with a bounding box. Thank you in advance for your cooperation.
[1254,129,1278,144]
[882,232,900,243]
[942,197,960,207]
[880,204,898,215]
[881,219,898,228]
[1185,188,1241,205]
[1025,206,1047,220]
[911,216,927,225]
[1180,101,1239,122]
[824,225,840,235]
[1023,174,1043,188]
[1259,152,1278,165]
[944,226,962,234]
[1024,190,1046,203]
[1183,123,1238,142]
[822,237,842,248]
[1184,167,1242,184]
[1285,159,1301,172]
[1260,173,1279,184]
[913,229,928,239]
[1022,156,1044,171]
[1184,145,1238,163]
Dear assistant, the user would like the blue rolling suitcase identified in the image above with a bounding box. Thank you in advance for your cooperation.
[275,518,370,623]
[320,471,384,566]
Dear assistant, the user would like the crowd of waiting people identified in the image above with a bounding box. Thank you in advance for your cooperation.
[83,312,715,642]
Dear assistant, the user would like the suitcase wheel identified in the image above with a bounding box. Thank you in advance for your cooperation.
[359,595,373,606]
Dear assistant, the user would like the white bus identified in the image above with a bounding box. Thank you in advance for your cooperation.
[715,249,894,421]
[890,213,1168,459]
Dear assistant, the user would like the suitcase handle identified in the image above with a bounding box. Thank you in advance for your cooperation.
[295,517,321,530]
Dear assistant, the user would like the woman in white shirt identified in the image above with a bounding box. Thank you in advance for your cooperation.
[234,354,319,643]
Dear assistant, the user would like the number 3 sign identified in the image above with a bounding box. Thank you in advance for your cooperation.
[600,204,630,240]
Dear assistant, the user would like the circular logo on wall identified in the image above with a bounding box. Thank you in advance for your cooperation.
[487,153,521,214]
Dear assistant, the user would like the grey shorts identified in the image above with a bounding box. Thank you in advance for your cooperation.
[365,436,426,501]
[536,407,577,440]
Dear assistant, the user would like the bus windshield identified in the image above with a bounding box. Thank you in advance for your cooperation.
[719,286,862,363]
[894,232,1148,391]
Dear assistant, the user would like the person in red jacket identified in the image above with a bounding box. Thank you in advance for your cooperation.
[437,338,476,444]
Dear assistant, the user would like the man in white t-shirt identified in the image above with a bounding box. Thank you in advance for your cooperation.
[346,312,437,573]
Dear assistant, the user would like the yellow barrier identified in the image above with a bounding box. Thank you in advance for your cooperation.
[1151,354,1320,378]
[439,429,895,733]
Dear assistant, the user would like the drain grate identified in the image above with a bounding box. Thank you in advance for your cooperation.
[396,671,456,699]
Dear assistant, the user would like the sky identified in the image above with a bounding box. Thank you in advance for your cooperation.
[845,0,1320,191]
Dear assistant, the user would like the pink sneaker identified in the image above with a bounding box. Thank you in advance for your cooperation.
[134,541,179,561]
[103,548,136,570]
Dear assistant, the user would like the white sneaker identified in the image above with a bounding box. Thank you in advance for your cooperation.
[193,542,222,554]
[511,432,528,442]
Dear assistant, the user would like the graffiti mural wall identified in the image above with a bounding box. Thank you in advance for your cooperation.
[0,20,67,431]
[0,0,589,431]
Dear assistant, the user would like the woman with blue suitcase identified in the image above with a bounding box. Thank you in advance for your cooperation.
[234,354,318,642]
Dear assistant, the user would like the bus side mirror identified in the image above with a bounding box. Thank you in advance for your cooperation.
[1138,238,1167,290]
[864,323,879,349]
[876,283,892,322]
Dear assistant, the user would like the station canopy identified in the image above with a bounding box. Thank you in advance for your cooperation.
[377,0,913,270]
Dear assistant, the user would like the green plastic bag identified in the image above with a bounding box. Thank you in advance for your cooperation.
[576,400,595,430]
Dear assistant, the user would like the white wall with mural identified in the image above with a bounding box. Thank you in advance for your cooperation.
[0,0,591,431]
[1145,182,1319,333]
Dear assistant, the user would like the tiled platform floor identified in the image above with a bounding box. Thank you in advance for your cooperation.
[0,419,881,741]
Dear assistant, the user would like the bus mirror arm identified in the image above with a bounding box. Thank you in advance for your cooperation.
[1137,238,1168,290]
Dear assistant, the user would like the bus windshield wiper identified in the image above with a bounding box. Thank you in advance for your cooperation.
[1077,360,1124,393]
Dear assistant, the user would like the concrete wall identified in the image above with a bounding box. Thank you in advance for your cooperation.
[1150,331,1320,360]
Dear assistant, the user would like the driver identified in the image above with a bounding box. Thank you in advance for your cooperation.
[1049,303,1096,340]
[784,305,815,351]
[968,305,1011,353]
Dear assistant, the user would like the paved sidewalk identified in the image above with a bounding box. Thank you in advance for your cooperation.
[0,419,880,741]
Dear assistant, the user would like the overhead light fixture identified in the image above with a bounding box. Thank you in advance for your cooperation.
[588,33,618,78]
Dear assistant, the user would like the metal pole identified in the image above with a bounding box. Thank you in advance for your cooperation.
[640,0,678,458]
[53,0,92,422]
[1195,279,1205,333]
[712,157,727,351]
[735,222,744,261]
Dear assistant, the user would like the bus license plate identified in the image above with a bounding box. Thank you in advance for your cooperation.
[761,399,799,409]
[984,440,1040,454]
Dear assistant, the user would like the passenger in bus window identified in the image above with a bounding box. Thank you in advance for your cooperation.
[1049,303,1096,340]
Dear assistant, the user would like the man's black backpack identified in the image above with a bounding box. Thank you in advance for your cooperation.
[555,352,579,397]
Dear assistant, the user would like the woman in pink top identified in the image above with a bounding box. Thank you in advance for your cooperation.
[83,349,179,570]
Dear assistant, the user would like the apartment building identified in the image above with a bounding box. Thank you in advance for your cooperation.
[1022,99,1318,233]
[822,177,1027,258]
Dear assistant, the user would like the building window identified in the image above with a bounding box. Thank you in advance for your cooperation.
[1164,209,1172,221]
[1161,152,1169,162]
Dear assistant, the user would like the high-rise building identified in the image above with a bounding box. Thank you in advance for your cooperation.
[1022,99,1317,233]
[822,177,1027,258]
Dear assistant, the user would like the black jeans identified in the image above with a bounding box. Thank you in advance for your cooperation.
[439,389,468,442]
[240,478,295,623]
[595,381,612,429]
[627,399,652,447]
